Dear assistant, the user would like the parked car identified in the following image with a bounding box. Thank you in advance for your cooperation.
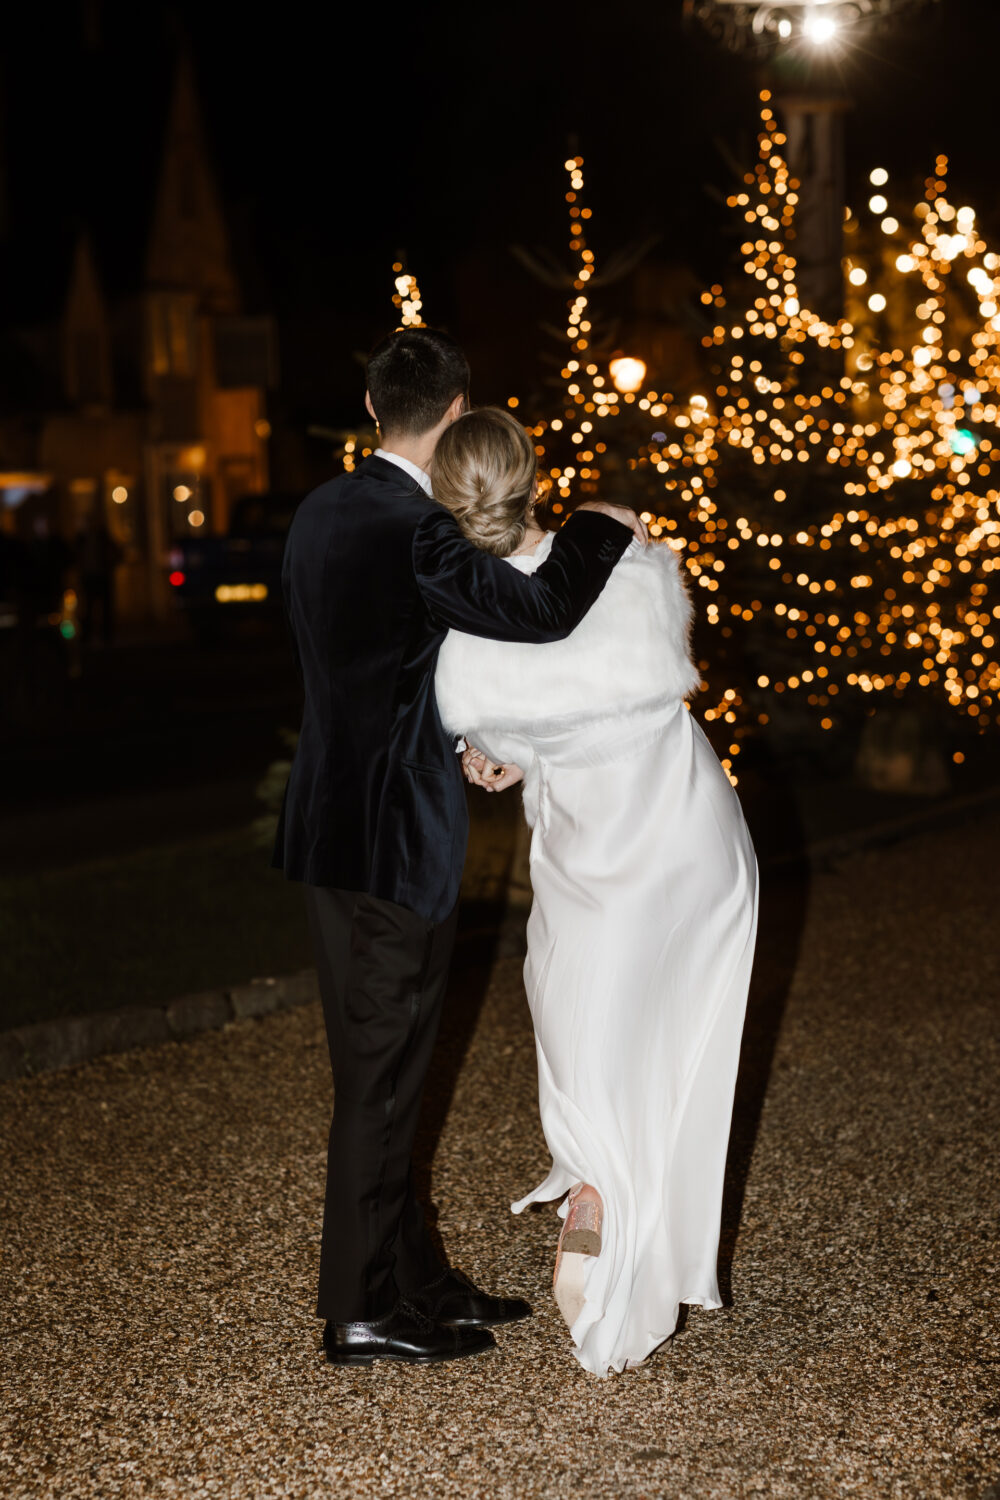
[167,491,301,641]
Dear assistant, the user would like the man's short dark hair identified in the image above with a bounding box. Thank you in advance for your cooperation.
[366,327,471,439]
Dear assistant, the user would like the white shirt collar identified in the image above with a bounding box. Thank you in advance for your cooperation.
[374,448,433,497]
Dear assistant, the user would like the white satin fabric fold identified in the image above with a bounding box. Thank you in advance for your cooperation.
[510,701,757,1375]
[435,536,758,1375]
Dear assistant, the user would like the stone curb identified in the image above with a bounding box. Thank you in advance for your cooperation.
[2,782,997,1085]
[765,781,1000,869]
[0,971,320,1084]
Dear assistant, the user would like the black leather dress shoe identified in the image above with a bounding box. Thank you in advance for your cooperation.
[406,1268,532,1329]
[323,1300,496,1366]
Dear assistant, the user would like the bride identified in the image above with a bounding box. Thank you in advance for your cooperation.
[431,407,758,1377]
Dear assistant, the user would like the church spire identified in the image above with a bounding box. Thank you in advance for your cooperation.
[145,50,237,313]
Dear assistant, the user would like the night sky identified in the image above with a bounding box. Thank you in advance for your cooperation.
[5,0,1000,427]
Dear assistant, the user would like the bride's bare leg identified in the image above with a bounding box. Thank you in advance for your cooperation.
[553,1183,604,1328]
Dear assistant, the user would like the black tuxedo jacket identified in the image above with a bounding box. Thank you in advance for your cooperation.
[272,455,630,923]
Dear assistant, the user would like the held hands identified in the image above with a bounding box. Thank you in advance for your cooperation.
[576,501,648,546]
[462,745,525,794]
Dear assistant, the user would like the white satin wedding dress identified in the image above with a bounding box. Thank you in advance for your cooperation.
[435,533,758,1376]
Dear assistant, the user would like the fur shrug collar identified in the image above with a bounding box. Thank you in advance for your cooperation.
[435,538,700,738]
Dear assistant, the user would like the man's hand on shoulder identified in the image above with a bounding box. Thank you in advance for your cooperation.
[575,501,648,546]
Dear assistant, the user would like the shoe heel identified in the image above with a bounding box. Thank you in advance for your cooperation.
[561,1199,602,1257]
[553,1188,603,1329]
[553,1250,588,1327]
[561,1225,601,1255]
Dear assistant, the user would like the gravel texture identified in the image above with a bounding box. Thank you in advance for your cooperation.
[2,812,998,1499]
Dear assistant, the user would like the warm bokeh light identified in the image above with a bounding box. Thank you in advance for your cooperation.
[655,90,1000,756]
[215,583,268,603]
[391,262,425,329]
[610,357,648,394]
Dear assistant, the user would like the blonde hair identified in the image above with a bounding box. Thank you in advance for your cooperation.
[430,407,537,557]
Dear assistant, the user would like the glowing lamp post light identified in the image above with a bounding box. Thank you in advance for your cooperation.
[682,0,941,53]
[609,356,647,394]
[802,8,838,43]
[685,0,940,320]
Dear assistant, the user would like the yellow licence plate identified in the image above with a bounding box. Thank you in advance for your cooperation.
[215,584,269,603]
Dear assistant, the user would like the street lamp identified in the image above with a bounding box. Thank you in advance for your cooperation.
[802,8,838,43]
[609,356,647,394]
[685,0,941,320]
[683,0,940,53]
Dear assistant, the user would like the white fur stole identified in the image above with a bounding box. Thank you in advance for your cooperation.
[435,539,700,741]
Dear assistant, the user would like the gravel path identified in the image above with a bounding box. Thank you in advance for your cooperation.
[2,812,998,1499]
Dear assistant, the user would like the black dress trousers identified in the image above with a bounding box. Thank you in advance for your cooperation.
[305,885,460,1323]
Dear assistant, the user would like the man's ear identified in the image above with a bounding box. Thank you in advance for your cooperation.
[447,392,466,423]
[364,390,377,424]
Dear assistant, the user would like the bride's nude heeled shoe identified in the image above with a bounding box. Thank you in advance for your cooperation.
[553,1185,603,1328]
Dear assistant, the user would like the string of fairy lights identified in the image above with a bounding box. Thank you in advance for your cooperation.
[522,150,761,774]
[392,260,425,329]
[839,157,1000,722]
[340,261,425,472]
[521,94,998,779]
[643,91,998,774]
[333,113,998,777]
[511,155,621,516]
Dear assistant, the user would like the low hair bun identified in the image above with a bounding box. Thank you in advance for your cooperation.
[430,407,538,557]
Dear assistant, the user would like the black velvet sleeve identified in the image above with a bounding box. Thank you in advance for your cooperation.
[412,508,632,643]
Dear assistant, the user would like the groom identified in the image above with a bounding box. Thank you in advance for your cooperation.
[274,326,640,1365]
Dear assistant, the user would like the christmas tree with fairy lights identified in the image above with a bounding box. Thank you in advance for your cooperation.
[646,91,1000,778]
[336,143,1000,782]
[509,154,660,521]
[339,258,426,473]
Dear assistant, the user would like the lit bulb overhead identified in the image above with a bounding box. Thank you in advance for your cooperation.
[685,2,944,58]
[803,10,838,43]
